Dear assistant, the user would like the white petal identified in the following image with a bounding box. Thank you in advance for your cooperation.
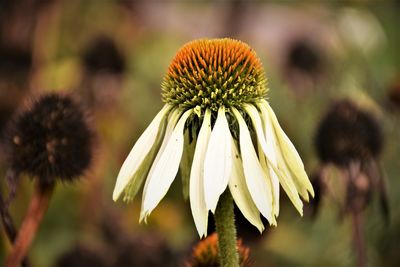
[190,109,211,237]
[140,109,192,221]
[140,108,182,221]
[228,138,264,232]
[263,101,314,199]
[244,104,280,217]
[204,106,232,213]
[231,107,275,224]
[113,105,171,201]
[257,142,277,226]
[258,102,304,214]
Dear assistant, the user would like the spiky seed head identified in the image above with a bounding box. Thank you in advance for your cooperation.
[186,233,252,267]
[5,93,93,185]
[162,38,268,113]
[315,100,383,166]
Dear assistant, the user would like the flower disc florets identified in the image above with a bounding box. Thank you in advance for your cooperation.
[6,93,93,185]
[186,233,251,267]
[162,39,268,113]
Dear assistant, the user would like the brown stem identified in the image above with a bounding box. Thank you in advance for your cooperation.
[0,171,31,267]
[347,162,367,267]
[5,181,54,267]
[0,190,31,267]
[0,181,18,242]
[352,211,367,267]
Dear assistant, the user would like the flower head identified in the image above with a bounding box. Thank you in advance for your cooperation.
[162,39,267,112]
[287,39,322,76]
[82,35,125,75]
[113,38,314,237]
[186,233,251,267]
[315,100,383,166]
[5,93,93,185]
[312,99,388,219]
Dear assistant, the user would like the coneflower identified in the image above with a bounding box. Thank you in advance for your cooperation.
[315,100,383,167]
[283,38,326,94]
[79,35,126,109]
[186,233,252,267]
[82,35,125,75]
[313,99,388,267]
[287,39,322,77]
[113,38,314,266]
[3,93,93,267]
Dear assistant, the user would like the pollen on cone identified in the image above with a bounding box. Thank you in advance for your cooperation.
[162,39,268,112]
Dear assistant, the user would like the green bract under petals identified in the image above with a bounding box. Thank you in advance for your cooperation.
[113,38,314,238]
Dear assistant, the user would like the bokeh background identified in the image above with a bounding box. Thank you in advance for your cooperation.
[1,0,400,266]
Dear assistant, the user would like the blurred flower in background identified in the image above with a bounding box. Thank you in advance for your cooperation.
[1,93,94,267]
[55,245,109,267]
[79,35,126,109]
[311,99,388,266]
[282,37,327,95]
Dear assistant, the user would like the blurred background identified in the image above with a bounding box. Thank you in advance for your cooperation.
[0,0,399,266]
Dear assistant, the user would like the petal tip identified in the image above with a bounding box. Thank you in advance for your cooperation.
[112,188,122,202]
[298,209,304,217]
[309,188,315,198]
[139,209,148,223]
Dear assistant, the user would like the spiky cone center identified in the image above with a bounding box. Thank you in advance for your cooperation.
[162,39,268,113]
[187,233,251,267]
[7,94,93,185]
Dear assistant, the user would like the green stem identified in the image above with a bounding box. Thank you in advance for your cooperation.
[214,190,239,267]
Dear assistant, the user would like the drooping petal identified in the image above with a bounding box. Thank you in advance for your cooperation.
[204,106,232,213]
[244,104,280,217]
[257,141,277,225]
[231,107,275,224]
[113,105,171,201]
[229,138,264,232]
[140,108,182,221]
[122,139,163,203]
[262,101,314,200]
[190,109,211,237]
[141,109,193,221]
[258,102,304,214]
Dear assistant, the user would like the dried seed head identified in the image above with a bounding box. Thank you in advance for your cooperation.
[162,39,268,113]
[287,39,322,76]
[315,100,383,166]
[82,35,125,75]
[5,93,93,185]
